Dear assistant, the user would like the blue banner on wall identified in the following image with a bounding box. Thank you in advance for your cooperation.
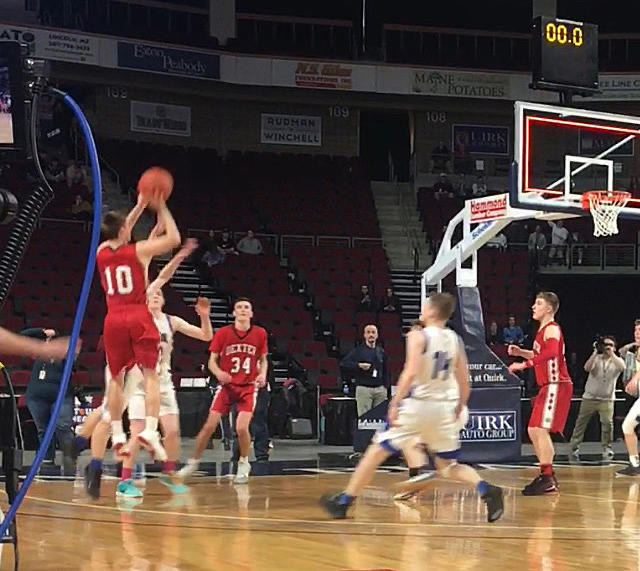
[117,41,220,80]
[452,124,509,155]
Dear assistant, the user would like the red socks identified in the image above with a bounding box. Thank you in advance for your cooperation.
[121,467,132,480]
[540,464,553,476]
[163,460,176,474]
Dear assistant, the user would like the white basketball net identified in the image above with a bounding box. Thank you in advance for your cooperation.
[584,191,631,237]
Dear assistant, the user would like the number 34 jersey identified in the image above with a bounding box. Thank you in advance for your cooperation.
[209,325,268,386]
[412,325,462,402]
[96,243,148,308]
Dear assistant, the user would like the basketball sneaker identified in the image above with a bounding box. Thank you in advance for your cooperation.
[320,493,353,519]
[176,458,200,481]
[116,479,143,498]
[521,474,557,495]
[234,459,251,484]
[616,464,640,476]
[393,471,436,501]
[481,485,504,523]
[568,448,580,462]
[84,464,102,500]
[137,429,168,462]
[159,474,189,494]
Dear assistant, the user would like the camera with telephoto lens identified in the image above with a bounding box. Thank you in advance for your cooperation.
[594,335,606,354]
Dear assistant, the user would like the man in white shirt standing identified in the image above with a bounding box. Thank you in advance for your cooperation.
[548,220,569,265]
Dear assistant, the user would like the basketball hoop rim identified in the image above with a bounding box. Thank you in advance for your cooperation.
[580,190,632,210]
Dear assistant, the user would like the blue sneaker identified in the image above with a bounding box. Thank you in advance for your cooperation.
[159,474,189,494]
[84,464,102,500]
[116,479,143,498]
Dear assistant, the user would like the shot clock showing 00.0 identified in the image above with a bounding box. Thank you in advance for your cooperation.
[544,21,583,46]
[532,16,598,92]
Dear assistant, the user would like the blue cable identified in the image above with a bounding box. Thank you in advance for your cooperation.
[0,89,102,539]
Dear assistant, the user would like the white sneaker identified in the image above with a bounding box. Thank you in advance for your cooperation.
[176,459,200,482]
[234,460,251,484]
[137,429,167,462]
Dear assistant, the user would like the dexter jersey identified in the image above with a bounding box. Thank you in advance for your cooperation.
[209,325,267,386]
[532,321,571,386]
[97,243,148,308]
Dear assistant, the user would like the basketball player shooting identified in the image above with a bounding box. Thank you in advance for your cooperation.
[95,185,180,464]
[508,291,573,495]
[178,298,268,485]
[320,293,504,522]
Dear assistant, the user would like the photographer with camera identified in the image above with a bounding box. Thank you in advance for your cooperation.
[568,335,624,461]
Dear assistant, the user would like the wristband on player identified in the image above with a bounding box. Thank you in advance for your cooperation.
[524,359,534,368]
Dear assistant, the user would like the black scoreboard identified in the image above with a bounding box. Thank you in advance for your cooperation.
[532,16,599,94]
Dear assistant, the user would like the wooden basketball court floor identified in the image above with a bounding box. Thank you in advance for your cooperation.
[2,463,640,570]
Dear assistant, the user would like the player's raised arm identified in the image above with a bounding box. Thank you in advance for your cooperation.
[123,193,150,236]
[147,238,197,298]
[136,201,181,261]
[170,297,213,342]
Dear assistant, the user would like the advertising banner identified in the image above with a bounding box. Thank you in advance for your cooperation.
[260,113,321,146]
[452,124,509,155]
[130,100,191,137]
[413,69,511,99]
[468,193,509,223]
[118,41,220,80]
[0,24,99,64]
[579,130,634,156]
[271,59,376,91]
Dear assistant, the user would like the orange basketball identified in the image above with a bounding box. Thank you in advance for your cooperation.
[137,167,173,201]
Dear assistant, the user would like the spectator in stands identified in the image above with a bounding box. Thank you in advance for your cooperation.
[66,160,86,189]
[202,233,225,268]
[433,173,453,199]
[379,287,400,313]
[486,232,507,250]
[454,173,468,198]
[570,230,584,265]
[431,141,450,172]
[487,320,502,345]
[528,224,547,268]
[340,324,388,416]
[355,284,376,313]
[548,220,569,265]
[472,175,488,197]
[503,315,524,346]
[44,157,65,184]
[218,229,239,256]
[70,194,92,221]
[236,230,263,255]
[21,327,76,475]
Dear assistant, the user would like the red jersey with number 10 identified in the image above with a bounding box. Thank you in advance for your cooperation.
[532,320,571,386]
[209,324,268,386]
[96,243,148,309]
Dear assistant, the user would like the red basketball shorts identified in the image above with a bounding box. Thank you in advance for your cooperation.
[529,382,573,433]
[103,305,160,378]
[210,383,257,415]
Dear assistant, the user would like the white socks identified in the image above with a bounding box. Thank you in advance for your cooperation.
[630,455,639,467]
[145,416,158,432]
[111,420,124,437]
[239,456,249,464]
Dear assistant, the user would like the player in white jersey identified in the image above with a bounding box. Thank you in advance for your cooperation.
[116,288,212,497]
[321,292,504,522]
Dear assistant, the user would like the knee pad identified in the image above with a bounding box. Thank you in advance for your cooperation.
[622,412,639,435]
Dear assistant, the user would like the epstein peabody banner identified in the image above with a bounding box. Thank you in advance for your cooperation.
[413,69,510,99]
[452,124,509,155]
[117,41,220,80]
[130,100,191,137]
[260,113,321,146]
